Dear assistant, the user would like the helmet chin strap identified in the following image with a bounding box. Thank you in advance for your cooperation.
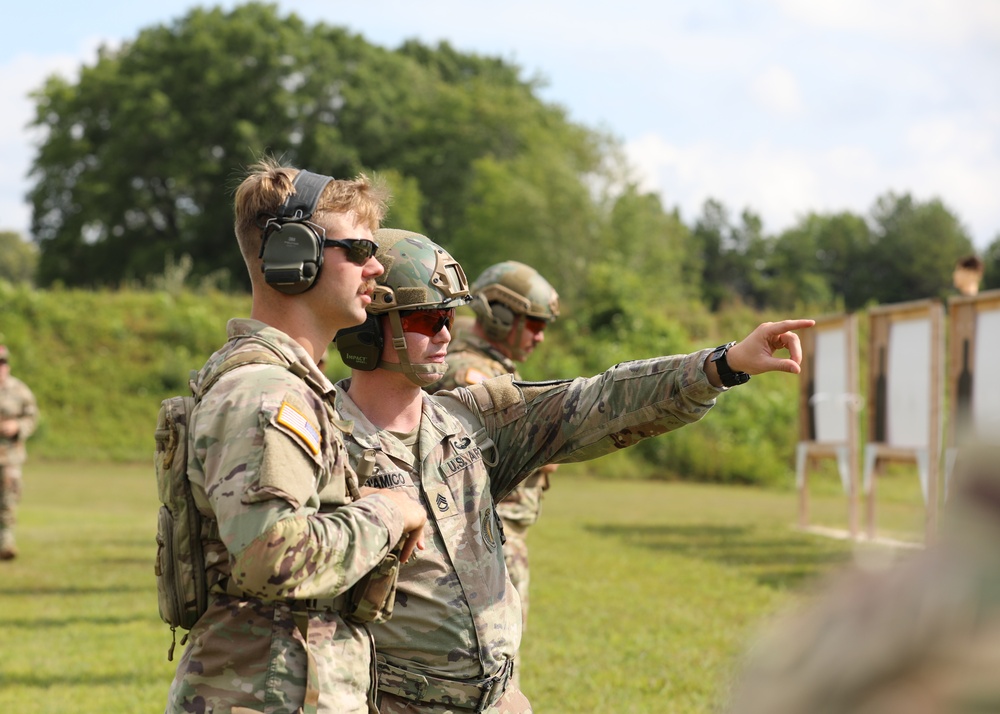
[378,312,448,386]
[507,314,528,362]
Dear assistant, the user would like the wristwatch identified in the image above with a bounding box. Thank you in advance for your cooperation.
[709,342,751,387]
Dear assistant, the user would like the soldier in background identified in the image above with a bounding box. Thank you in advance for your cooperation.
[428,261,560,689]
[0,345,38,561]
[724,441,1000,714]
[334,228,814,713]
[165,160,426,714]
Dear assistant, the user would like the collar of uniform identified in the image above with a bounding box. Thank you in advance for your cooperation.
[457,334,517,374]
[227,318,336,395]
[334,382,467,467]
[332,382,384,452]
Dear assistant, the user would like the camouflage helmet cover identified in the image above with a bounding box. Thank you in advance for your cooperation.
[368,228,470,314]
[470,261,560,322]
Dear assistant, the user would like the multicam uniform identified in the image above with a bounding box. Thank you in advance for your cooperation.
[0,371,38,555]
[338,349,722,713]
[432,333,546,634]
[166,319,406,714]
[726,443,1000,714]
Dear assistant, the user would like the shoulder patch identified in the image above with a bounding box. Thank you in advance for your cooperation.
[276,401,322,455]
[461,367,491,385]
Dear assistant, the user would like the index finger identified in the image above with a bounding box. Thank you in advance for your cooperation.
[765,319,816,335]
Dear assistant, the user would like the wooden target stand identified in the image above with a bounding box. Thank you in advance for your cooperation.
[795,314,862,538]
[945,289,1000,493]
[863,299,944,542]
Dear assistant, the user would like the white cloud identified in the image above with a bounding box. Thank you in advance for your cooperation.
[769,0,1000,44]
[623,130,1000,242]
[0,42,101,235]
[749,65,804,116]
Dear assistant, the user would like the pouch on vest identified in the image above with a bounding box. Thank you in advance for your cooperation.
[153,346,291,659]
[344,449,404,624]
[154,395,207,643]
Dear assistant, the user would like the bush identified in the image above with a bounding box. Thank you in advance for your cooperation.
[0,280,806,486]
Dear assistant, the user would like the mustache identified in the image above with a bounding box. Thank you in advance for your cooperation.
[360,278,377,294]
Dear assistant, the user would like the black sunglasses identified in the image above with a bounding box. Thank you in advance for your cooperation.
[323,238,378,266]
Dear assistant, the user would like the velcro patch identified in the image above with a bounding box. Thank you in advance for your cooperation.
[276,401,321,455]
[461,367,491,385]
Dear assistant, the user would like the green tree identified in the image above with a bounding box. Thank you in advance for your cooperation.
[866,192,975,305]
[692,200,770,310]
[30,3,396,287]
[28,4,609,291]
[0,231,38,285]
[768,211,872,311]
[982,235,1000,291]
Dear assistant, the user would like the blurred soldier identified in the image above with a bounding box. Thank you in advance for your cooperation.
[335,228,814,714]
[953,254,985,297]
[429,261,560,689]
[0,344,38,561]
[165,160,426,714]
[724,442,1000,714]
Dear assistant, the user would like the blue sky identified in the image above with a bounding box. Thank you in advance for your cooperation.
[4,0,999,248]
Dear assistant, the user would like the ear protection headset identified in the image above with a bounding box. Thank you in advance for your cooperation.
[259,170,333,294]
[334,314,384,371]
[472,296,518,342]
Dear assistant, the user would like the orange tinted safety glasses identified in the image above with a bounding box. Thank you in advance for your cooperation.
[524,317,548,335]
[399,308,456,337]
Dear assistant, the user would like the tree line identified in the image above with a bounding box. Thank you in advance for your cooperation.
[11,2,999,322]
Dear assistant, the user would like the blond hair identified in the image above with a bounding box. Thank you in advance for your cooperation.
[233,157,390,280]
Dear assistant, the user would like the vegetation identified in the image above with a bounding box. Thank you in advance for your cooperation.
[0,277,809,485]
[0,462,927,713]
[24,2,995,313]
[0,231,38,285]
[7,2,995,480]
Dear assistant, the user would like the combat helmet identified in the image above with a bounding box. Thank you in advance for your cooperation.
[336,228,469,385]
[470,261,560,359]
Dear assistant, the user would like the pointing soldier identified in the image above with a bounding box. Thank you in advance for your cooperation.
[334,228,814,713]
[428,261,561,689]
[0,344,39,561]
[165,160,426,714]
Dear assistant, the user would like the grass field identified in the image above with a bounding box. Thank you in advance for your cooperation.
[0,461,928,713]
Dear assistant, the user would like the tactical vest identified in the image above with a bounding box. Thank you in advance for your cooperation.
[154,345,290,657]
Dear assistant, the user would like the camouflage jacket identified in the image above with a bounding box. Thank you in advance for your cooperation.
[167,319,406,714]
[431,333,546,526]
[0,374,37,466]
[337,349,720,684]
[725,442,1000,714]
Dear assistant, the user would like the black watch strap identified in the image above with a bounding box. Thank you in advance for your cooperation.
[709,341,751,387]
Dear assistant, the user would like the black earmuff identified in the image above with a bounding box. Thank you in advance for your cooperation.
[334,314,384,371]
[260,170,332,294]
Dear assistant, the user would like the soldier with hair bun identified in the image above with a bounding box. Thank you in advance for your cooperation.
[0,344,38,561]
[164,159,426,714]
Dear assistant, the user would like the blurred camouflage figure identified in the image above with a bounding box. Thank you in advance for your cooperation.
[429,261,561,689]
[0,344,38,561]
[724,441,1000,714]
[165,160,426,714]
[335,228,814,713]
